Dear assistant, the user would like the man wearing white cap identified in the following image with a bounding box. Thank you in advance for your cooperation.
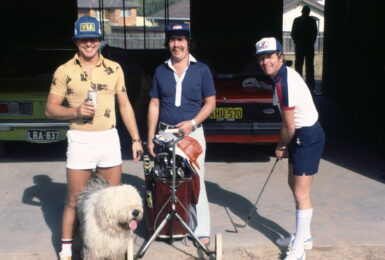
[255,37,325,260]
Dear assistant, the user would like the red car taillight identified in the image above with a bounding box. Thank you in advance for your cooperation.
[0,103,9,114]
[0,102,32,115]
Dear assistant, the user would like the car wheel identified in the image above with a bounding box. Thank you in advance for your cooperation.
[0,141,10,157]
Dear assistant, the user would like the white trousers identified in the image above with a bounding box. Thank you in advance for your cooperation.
[176,126,210,238]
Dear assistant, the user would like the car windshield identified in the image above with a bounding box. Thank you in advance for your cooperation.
[203,54,269,80]
[0,49,75,78]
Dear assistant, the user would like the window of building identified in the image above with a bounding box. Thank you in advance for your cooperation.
[77,0,190,50]
[120,9,131,17]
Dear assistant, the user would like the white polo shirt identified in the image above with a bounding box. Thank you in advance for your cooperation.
[273,66,318,128]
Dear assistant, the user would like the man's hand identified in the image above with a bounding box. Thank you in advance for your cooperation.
[275,147,287,160]
[175,120,194,135]
[147,141,156,158]
[132,142,143,162]
[76,101,96,118]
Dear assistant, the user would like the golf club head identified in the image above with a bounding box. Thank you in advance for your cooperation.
[234,223,247,228]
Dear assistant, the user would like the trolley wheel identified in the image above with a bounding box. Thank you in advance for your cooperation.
[127,234,134,260]
[215,233,223,260]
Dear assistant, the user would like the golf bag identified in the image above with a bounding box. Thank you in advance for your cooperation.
[144,137,200,238]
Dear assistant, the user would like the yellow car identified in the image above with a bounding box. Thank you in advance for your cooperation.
[0,47,73,154]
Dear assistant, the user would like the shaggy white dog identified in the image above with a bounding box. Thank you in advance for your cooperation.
[76,174,143,260]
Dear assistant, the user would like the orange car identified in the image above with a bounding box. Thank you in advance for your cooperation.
[203,71,281,143]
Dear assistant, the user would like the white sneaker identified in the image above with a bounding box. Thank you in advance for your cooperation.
[276,234,313,249]
[59,251,72,260]
[284,247,306,260]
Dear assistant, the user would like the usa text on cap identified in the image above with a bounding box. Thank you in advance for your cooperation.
[73,16,102,39]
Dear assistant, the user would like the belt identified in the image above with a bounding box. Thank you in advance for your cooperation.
[159,122,177,131]
[158,122,201,131]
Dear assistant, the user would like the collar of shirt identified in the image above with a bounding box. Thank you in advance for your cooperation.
[73,53,106,69]
[165,54,197,69]
[273,64,286,87]
[165,54,197,107]
[272,65,287,109]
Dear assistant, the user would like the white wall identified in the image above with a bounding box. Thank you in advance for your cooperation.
[283,4,324,32]
[136,16,156,26]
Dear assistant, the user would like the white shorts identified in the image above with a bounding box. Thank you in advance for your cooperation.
[66,128,122,170]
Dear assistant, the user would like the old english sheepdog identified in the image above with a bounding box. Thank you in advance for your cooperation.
[76,174,143,260]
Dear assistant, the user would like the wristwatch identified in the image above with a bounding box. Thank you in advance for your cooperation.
[277,145,287,151]
[191,119,197,131]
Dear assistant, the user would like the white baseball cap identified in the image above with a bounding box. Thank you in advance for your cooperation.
[255,37,283,55]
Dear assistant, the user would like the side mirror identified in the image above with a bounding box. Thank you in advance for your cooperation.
[285,60,293,67]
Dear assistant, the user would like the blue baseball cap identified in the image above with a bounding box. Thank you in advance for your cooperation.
[166,23,191,39]
[255,37,283,55]
[73,16,102,39]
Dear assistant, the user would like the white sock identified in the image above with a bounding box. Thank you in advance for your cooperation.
[61,239,72,256]
[293,208,313,250]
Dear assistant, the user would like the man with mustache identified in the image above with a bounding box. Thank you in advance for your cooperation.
[147,23,216,246]
[45,16,143,260]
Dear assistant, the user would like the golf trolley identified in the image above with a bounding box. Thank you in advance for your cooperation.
[135,128,222,260]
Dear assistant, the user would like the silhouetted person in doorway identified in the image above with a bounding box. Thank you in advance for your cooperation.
[291,5,318,91]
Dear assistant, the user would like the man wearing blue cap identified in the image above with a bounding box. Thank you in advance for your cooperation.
[46,16,143,260]
[255,37,325,260]
[147,23,216,246]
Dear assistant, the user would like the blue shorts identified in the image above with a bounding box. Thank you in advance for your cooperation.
[288,121,325,176]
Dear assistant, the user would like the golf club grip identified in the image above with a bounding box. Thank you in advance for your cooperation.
[164,128,179,133]
[164,128,185,142]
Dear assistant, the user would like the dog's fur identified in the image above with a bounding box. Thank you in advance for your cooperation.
[76,174,143,260]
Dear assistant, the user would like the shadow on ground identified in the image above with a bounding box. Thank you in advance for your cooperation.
[206,181,289,253]
[314,95,385,184]
[206,143,275,163]
[22,175,66,258]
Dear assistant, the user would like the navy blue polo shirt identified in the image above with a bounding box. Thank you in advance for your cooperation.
[149,57,216,125]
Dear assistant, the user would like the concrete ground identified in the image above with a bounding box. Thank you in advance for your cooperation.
[0,95,384,260]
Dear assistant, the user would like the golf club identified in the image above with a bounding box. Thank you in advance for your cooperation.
[224,207,239,233]
[236,158,279,228]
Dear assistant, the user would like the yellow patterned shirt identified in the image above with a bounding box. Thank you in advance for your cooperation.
[49,53,126,131]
